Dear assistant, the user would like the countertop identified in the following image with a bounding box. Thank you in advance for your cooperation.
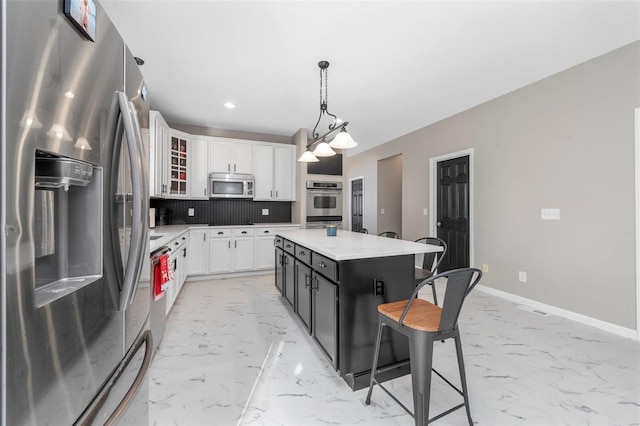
[276,229,442,261]
[150,223,301,252]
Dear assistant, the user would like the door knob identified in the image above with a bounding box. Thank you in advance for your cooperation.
[436,221,442,227]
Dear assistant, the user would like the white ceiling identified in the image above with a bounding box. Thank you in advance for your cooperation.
[101,1,640,156]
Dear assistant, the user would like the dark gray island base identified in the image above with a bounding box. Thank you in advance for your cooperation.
[274,230,438,390]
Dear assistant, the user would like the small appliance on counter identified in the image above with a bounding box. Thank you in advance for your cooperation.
[149,208,156,228]
[157,207,171,226]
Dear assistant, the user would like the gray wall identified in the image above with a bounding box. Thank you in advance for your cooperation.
[377,154,403,237]
[347,41,640,329]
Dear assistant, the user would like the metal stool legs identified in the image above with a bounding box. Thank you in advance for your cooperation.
[408,332,434,425]
[455,334,473,425]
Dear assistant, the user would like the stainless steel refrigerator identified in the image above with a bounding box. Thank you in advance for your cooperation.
[1,0,151,424]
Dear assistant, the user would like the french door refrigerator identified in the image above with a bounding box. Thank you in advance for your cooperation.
[1,0,151,424]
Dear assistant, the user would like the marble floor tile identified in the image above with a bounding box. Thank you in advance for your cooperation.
[149,275,640,425]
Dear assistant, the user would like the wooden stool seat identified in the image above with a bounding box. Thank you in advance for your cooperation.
[378,299,441,332]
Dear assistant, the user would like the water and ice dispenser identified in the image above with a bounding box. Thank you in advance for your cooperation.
[33,150,102,306]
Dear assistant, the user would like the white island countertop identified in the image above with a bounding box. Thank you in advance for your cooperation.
[276,229,442,261]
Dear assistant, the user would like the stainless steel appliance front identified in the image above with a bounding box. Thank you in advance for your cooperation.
[209,172,255,198]
[306,181,343,223]
[1,1,151,424]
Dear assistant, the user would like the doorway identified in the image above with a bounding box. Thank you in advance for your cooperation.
[350,177,364,232]
[430,149,474,271]
[377,154,403,237]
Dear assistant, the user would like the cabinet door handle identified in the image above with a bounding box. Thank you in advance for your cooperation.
[235,241,237,249]
[270,190,273,198]
[228,163,231,172]
[203,234,206,241]
[234,164,237,172]
[304,273,310,288]
[276,190,278,198]
[228,241,230,249]
[204,188,207,196]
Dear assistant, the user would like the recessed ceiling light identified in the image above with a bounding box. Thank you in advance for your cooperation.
[224,102,236,109]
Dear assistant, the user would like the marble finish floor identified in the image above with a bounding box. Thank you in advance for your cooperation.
[149,275,640,425]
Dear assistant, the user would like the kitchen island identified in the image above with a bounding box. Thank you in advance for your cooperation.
[274,229,442,390]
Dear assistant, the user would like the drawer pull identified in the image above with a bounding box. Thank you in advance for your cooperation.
[318,262,326,268]
[217,231,224,235]
[299,251,306,256]
[242,231,247,234]
[285,244,292,248]
[264,230,270,234]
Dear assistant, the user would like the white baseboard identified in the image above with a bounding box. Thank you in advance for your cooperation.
[476,284,639,341]
[186,269,273,282]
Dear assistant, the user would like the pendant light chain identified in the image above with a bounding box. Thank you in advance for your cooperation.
[311,61,342,140]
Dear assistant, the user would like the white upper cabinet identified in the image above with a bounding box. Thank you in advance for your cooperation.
[209,139,253,174]
[166,130,190,198]
[188,137,210,199]
[274,145,295,200]
[149,111,169,197]
[252,144,296,201]
[253,145,274,200]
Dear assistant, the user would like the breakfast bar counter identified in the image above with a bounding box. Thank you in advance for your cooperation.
[274,229,443,390]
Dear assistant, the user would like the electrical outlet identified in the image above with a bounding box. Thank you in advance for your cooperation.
[423,208,428,216]
[381,208,385,215]
[482,264,489,273]
[188,208,194,217]
[262,209,269,216]
[541,208,560,220]
[519,271,527,282]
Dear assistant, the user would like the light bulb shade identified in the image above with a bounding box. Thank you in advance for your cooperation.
[312,141,336,157]
[298,150,319,162]
[329,129,357,149]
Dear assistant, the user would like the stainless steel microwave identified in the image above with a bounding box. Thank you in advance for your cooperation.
[209,173,254,198]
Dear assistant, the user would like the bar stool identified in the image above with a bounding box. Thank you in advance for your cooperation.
[365,268,482,426]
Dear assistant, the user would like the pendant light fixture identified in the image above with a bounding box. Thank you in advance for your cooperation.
[298,61,357,162]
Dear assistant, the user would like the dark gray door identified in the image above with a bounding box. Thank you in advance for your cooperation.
[436,155,470,271]
[312,272,337,367]
[295,260,312,332]
[284,252,295,308]
[351,178,364,232]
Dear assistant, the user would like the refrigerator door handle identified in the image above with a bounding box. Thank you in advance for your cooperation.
[73,330,153,426]
[105,330,153,425]
[117,92,150,310]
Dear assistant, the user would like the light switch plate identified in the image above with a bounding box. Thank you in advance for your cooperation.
[188,208,195,217]
[541,208,560,220]
[262,209,269,216]
[381,208,385,215]
[423,208,428,216]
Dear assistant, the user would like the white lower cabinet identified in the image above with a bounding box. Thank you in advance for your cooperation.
[166,233,188,315]
[255,228,278,270]
[232,228,255,271]
[209,232,232,274]
[183,226,300,277]
[188,229,209,275]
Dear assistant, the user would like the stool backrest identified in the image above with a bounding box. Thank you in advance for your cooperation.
[378,231,399,239]
[414,237,447,273]
[401,268,482,333]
